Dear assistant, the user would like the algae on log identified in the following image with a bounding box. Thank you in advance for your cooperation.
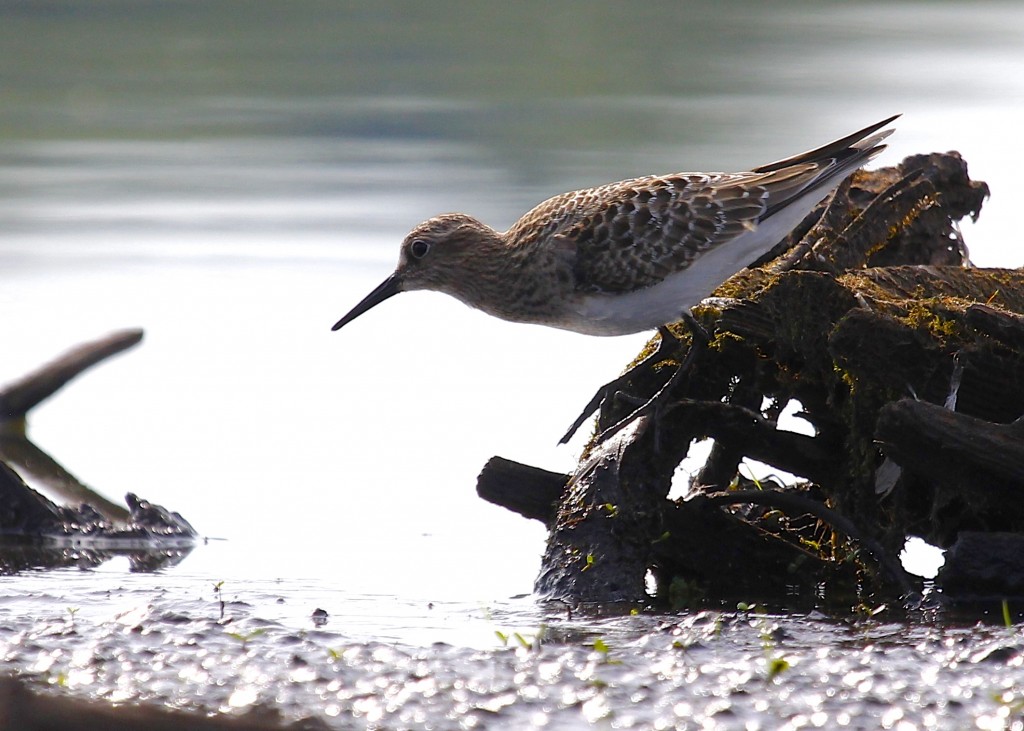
[477,151,1024,605]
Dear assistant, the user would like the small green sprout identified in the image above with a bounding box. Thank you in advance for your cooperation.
[766,657,791,681]
[496,625,546,650]
[731,467,765,491]
[994,690,1024,717]
[592,637,621,665]
[226,628,267,648]
[740,603,792,682]
[213,581,226,621]
[669,577,706,609]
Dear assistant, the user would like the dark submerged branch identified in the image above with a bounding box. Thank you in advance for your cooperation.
[0,329,143,423]
[876,399,1024,493]
[701,489,916,596]
[476,456,565,525]
[668,399,837,486]
[0,437,131,522]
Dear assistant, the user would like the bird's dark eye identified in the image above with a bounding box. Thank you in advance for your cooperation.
[410,239,431,259]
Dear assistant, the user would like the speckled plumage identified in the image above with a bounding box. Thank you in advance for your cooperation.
[334,115,898,336]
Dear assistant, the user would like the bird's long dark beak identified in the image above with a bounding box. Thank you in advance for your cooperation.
[332,273,403,331]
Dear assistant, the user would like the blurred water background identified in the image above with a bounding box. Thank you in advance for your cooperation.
[1,2,1023,725]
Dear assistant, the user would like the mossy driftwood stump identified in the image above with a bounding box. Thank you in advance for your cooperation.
[478,151,1024,606]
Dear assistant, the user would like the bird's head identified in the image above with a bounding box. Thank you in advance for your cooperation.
[332,214,500,331]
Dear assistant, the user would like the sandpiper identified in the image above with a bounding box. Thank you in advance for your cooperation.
[333,115,897,337]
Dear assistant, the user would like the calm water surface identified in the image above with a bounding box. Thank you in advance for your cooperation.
[2,1,1024,726]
